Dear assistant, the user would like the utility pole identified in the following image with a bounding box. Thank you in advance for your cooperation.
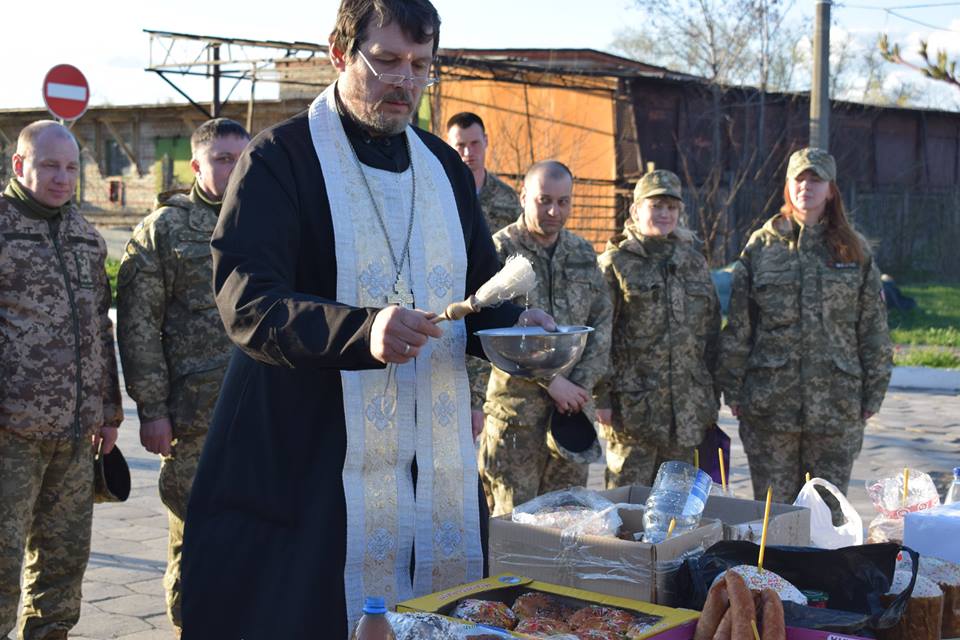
[810,0,831,149]
[211,44,221,118]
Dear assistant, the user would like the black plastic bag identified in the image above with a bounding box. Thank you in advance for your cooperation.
[678,541,919,636]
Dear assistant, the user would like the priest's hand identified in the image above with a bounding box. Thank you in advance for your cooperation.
[371,306,442,364]
[141,417,174,456]
[517,308,557,331]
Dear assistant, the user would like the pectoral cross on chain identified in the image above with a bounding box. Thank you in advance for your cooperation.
[386,274,414,307]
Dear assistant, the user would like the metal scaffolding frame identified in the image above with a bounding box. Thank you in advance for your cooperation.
[144,29,332,125]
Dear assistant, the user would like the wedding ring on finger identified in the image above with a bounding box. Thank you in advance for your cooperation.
[403,343,411,355]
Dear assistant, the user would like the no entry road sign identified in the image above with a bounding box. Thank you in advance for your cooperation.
[43,64,89,121]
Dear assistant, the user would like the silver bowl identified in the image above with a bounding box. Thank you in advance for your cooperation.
[475,325,594,379]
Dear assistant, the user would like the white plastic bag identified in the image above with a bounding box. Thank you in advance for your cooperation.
[793,478,863,548]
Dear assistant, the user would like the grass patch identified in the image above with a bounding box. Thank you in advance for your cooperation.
[105,257,120,307]
[894,347,960,369]
[887,283,960,348]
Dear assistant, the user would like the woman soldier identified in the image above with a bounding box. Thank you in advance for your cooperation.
[597,170,721,488]
[718,148,892,502]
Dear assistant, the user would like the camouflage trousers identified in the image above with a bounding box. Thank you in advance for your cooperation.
[0,429,93,640]
[478,416,589,517]
[604,438,695,490]
[158,429,206,633]
[739,420,865,503]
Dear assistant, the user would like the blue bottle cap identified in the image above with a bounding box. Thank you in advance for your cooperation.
[954,466,960,477]
[363,596,387,615]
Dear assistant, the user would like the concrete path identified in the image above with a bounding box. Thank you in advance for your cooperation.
[5,366,958,638]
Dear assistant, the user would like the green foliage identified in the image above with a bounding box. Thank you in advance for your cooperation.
[893,347,960,370]
[888,284,960,348]
[105,258,120,307]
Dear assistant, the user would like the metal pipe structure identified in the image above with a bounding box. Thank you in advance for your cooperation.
[810,0,831,150]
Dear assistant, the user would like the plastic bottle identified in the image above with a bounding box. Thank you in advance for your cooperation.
[642,460,713,543]
[351,596,396,640]
[945,467,960,505]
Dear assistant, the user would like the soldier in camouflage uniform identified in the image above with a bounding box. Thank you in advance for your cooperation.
[477,160,612,516]
[597,170,721,489]
[0,121,123,640]
[116,118,249,634]
[718,148,892,503]
[446,112,522,439]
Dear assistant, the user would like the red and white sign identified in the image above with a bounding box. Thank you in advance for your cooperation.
[42,64,89,121]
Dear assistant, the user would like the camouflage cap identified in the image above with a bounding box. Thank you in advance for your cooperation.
[634,170,683,202]
[786,147,837,182]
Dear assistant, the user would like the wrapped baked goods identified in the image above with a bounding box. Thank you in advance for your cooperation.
[626,613,665,638]
[876,570,942,640]
[514,616,572,636]
[511,592,570,620]
[917,555,960,638]
[450,599,518,630]
[568,605,635,634]
[572,630,621,640]
[714,565,808,606]
[865,469,940,544]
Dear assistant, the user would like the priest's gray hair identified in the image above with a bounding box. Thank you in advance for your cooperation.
[331,0,441,59]
[16,120,78,157]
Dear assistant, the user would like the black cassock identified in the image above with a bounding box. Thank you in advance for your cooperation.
[180,110,519,639]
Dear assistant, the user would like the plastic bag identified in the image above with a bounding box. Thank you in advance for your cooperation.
[793,478,863,548]
[678,540,919,634]
[512,487,627,537]
[865,468,941,543]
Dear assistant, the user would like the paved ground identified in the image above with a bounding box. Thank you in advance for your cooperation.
[7,367,959,639]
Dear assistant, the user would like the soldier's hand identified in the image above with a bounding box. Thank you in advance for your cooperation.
[517,308,557,332]
[471,410,484,441]
[141,417,174,456]
[863,409,875,420]
[547,376,590,414]
[93,426,119,455]
[596,408,612,426]
[371,306,442,364]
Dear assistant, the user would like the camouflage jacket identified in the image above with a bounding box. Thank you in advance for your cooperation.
[0,193,123,438]
[483,221,612,426]
[116,186,232,433]
[467,171,523,408]
[597,224,721,447]
[717,213,892,434]
[478,171,521,234]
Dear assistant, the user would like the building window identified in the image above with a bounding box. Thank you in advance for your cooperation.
[105,139,131,177]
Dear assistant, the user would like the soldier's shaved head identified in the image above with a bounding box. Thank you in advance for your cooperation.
[523,160,573,189]
[16,120,79,157]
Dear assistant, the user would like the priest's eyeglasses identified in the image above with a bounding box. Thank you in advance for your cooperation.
[356,50,440,88]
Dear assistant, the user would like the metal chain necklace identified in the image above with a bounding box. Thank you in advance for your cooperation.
[351,132,417,307]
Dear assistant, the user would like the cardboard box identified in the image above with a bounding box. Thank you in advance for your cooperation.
[904,501,960,563]
[397,573,699,639]
[604,485,811,546]
[489,501,723,605]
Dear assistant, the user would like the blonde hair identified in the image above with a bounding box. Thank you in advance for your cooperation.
[629,198,696,243]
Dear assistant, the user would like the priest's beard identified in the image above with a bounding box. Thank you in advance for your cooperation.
[346,86,417,136]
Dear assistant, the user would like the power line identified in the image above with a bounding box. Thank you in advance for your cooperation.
[836,2,960,32]
[840,2,960,8]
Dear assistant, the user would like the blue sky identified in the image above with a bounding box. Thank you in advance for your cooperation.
[2,0,958,110]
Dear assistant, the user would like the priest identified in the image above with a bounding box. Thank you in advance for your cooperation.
[179,1,554,638]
